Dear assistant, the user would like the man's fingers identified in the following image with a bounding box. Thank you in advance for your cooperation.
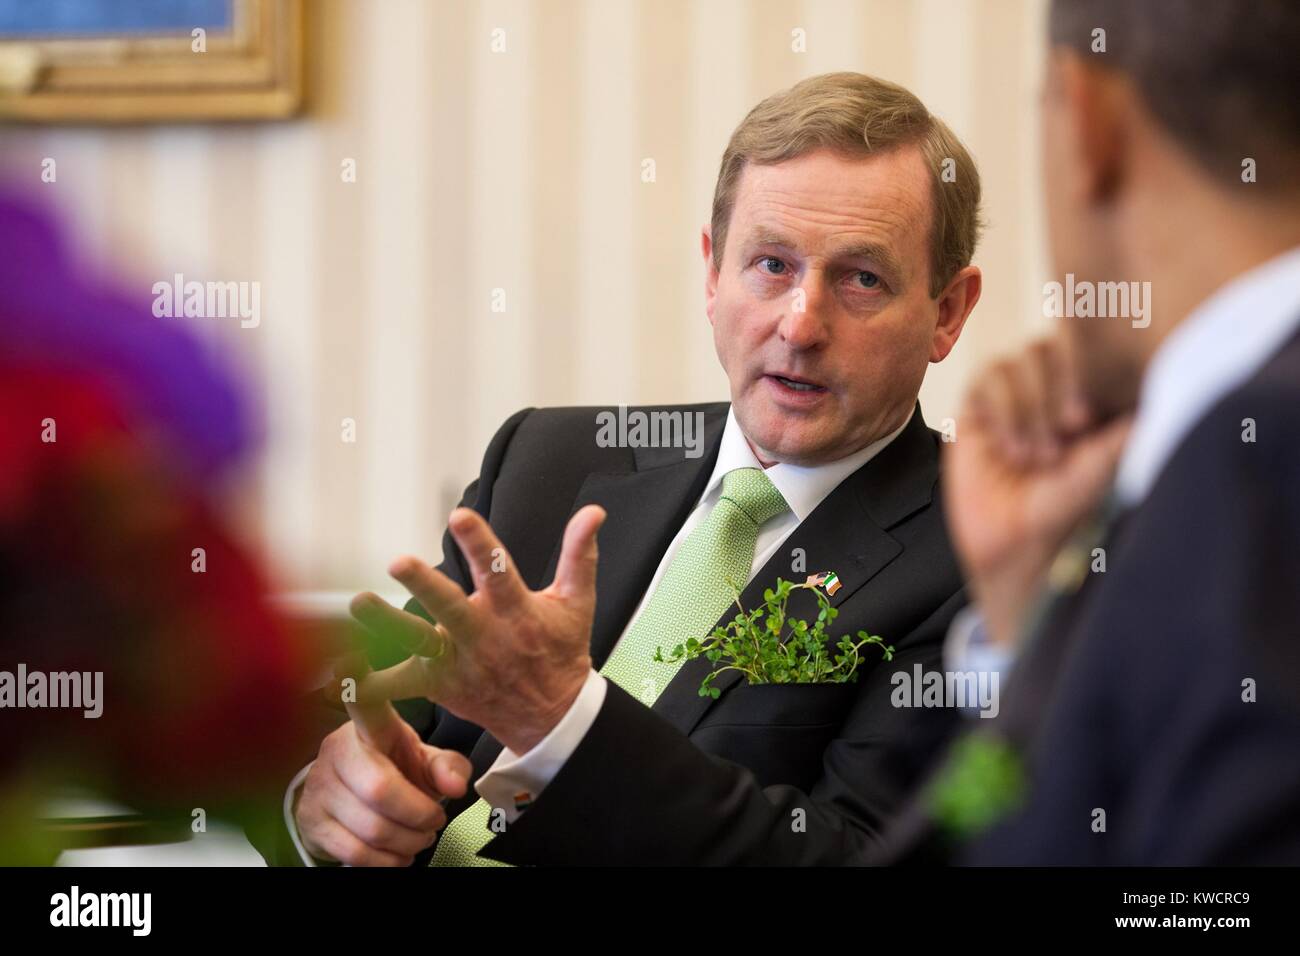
[444,507,529,606]
[1056,330,1096,432]
[330,648,407,754]
[552,505,606,599]
[1063,413,1133,497]
[425,747,473,801]
[1037,339,1073,438]
[323,774,443,858]
[386,554,475,636]
[308,815,411,867]
[970,362,1027,463]
[335,736,447,830]
[969,341,1080,468]
[1011,343,1058,462]
[358,655,441,707]
[350,591,442,656]
[343,696,409,755]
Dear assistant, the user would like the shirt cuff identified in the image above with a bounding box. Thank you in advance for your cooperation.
[943,605,1014,717]
[473,668,607,824]
[284,761,322,867]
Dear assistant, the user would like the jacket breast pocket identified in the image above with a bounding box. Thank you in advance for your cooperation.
[697,679,860,730]
[691,681,861,789]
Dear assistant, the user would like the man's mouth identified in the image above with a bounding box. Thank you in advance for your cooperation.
[766,373,828,394]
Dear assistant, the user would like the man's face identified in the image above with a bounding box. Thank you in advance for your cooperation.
[1041,53,1142,421]
[704,146,946,466]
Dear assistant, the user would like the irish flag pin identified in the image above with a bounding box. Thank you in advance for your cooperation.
[807,571,842,595]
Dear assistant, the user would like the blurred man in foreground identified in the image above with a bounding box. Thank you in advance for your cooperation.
[889,0,1300,864]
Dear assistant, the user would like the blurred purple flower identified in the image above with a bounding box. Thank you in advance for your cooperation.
[0,184,256,479]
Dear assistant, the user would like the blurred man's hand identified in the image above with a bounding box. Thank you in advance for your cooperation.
[944,336,1131,646]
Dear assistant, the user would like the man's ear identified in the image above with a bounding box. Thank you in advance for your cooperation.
[701,225,719,325]
[1056,51,1126,204]
[929,265,981,363]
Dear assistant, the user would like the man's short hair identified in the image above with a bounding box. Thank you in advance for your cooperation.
[1049,0,1300,189]
[710,71,982,299]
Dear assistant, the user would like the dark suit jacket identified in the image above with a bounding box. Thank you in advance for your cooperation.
[885,328,1300,866]
[269,401,966,865]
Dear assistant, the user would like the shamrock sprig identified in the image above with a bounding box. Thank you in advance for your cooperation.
[653,576,894,699]
[926,733,1026,840]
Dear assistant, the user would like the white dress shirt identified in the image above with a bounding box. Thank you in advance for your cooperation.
[1113,244,1300,506]
[945,244,1300,680]
[287,403,914,864]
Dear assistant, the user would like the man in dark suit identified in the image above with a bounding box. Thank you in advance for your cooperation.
[880,0,1300,865]
[270,71,985,866]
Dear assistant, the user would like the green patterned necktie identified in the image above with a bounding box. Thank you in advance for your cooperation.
[430,466,789,866]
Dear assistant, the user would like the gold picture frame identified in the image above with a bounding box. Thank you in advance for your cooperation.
[0,0,303,123]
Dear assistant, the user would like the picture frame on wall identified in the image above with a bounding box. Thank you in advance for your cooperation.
[0,0,303,123]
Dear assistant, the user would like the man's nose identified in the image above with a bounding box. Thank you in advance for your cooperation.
[778,278,831,350]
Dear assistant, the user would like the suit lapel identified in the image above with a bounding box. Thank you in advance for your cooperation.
[652,405,940,736]
[541,404,729,668]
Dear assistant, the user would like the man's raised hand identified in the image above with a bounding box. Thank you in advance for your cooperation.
[352,504,607,755]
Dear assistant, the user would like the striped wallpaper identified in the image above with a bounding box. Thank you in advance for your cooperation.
[0,0,1051,595]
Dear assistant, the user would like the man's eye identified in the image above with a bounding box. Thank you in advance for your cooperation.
[758,256,786,275]
[855,271,880,289]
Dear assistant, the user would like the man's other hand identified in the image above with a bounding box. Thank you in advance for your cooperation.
[295,659,471,866]
[945,336,1131,646]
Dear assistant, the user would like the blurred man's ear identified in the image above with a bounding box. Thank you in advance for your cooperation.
[701,225,719,325]
[929,265,982,363]
[1053,50,1127,205]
